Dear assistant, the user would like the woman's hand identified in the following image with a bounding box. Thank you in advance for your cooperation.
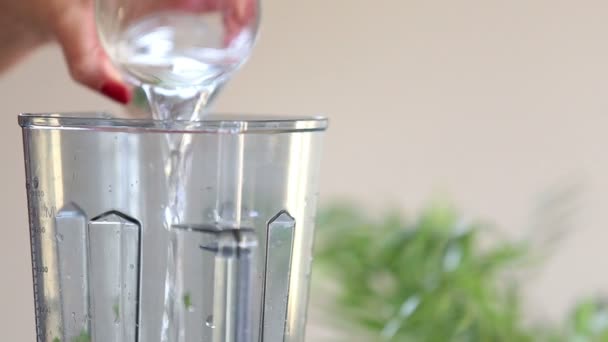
[1,0,131,103]
[0,0,256,105]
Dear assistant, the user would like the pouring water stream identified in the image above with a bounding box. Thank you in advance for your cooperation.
[116,14,255,341]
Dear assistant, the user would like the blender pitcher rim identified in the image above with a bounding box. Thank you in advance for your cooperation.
[18,112,328,134]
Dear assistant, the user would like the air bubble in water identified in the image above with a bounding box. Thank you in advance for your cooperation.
[205,208,219,221]
[205,315,215,329]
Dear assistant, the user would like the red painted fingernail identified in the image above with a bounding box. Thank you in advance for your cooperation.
[101,81,131,105]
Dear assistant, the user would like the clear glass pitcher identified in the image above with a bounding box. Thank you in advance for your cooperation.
[19,113,327,342]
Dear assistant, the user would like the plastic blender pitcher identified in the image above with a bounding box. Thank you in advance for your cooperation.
[19,113,327,342]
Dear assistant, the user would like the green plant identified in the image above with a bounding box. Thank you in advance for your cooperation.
[312,203,608,341]
[565,299,608,341]
[51,330,91,342]
[71,330,91,342]
[113,302,120,323]
[184,292,193,311]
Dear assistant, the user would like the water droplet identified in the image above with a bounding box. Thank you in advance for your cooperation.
[55,234,64,242]
[183,293,194,312]
[205,315,215,329]
[219,202,237,222]
[113,302,120,323]
[205,208,219,220]
[129,264,134,270]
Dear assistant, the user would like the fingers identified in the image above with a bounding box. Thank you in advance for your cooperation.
[52,1,131,104]
[126,0,219,20]
[173,0,220,12]
[164,0,257,46]
[48,0,254,106]
[118,0,256,49]
[223,0,257,45]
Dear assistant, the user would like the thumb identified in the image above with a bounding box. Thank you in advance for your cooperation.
[52,3,131,104]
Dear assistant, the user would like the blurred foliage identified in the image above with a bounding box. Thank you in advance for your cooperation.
[51,330,90,342]
[312,203,608,341]
[71,331,91,342]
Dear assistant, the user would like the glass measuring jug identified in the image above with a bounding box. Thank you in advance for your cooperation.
[19,113,327,342]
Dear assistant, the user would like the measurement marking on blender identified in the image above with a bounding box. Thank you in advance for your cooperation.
[39,305,51,314]
[29,203,57,219]
[28,190,45,198]
[33,266,49,274]
[32,225,46,234]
